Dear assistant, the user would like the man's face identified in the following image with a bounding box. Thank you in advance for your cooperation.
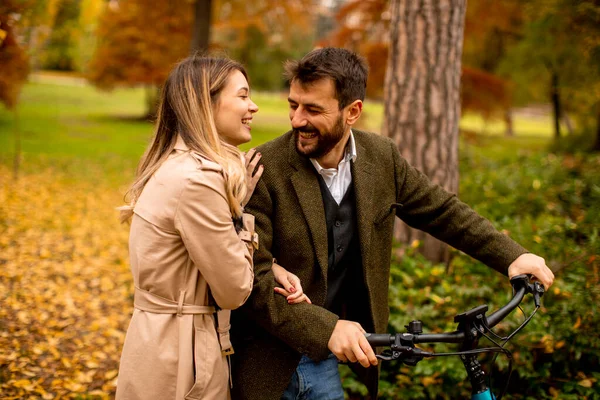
[287,79,347,159]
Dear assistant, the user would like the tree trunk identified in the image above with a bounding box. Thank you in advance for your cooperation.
[594,103,600,152]
[562,113,574,136]
[504,108,514,137]
[383,0,466,264]
[551,71,561,139]
[190,0,212,54]
[13,107,21,180]
[145,85,159,120]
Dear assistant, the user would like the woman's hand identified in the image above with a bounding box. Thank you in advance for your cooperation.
[242,148,264,208]
[272,263,312,304]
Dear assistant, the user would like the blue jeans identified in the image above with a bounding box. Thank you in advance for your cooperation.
[281,354,344,400]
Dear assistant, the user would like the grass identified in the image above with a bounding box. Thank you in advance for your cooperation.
[0,77,558,189]
[1,77,557,165]
[0,79,391,184]
[460,113,557,137]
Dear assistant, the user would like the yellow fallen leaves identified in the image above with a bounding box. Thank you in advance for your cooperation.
[0,165,133,398]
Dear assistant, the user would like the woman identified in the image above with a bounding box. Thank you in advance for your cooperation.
[116,55,307,400]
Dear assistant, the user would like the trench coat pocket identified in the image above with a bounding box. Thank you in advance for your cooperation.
[374,203,402,225]
[184,324,225,400]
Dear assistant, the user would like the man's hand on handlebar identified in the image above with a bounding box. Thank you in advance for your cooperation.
[328,320,378,368]
[508,253,554,289]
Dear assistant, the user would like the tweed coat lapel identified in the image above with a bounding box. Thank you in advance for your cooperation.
[351,134,377,274]
[287,135,329,277]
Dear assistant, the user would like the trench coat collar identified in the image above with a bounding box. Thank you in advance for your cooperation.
[287,129,377,278]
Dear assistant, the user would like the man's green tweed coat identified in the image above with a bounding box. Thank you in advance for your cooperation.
[230,130,527,399]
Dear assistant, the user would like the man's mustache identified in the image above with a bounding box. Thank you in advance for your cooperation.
[293,126,319,135]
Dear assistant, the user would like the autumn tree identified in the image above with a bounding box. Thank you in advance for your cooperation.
[213,0,315,91]
[1,1,31,178]
[322,0,515,134]
[0,8,30,109]
[460,0,525,136]
[499,0,600,148]
[383,0,466,263]
[88,0,316,116]
[321,0,391,99]
[88,0,193,117]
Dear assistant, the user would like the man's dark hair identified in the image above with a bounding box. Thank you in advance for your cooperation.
[284,47,368,110]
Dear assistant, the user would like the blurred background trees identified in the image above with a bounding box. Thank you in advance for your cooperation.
[322,0,600,149]
[2,0,598,133]
[87,0,193,117]
[88,0,316,117]
[5,0,595,144]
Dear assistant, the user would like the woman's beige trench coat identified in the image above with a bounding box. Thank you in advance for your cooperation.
[116,137,256,400]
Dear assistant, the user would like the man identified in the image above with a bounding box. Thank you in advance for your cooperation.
[230,48,554,400]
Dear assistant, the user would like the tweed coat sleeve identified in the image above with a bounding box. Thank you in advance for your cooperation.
[240,173,339,362]
[389,139,528,273]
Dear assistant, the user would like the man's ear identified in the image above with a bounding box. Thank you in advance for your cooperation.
[345,100,363,126]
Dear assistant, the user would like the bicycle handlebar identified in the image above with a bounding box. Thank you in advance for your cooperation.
[366,274,544,347]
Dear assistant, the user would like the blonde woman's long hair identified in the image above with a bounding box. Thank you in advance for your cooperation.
[119,55,248,222]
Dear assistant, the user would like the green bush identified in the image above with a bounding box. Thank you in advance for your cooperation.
[342,144,600,399]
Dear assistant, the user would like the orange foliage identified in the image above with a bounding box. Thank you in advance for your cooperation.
[323,0,516,118]
[363,43,388,100]
[464,0,523,39]
[213,0,313,47]
[0,2,30,109]
[87,0,192,90]
[461,66,512,121]
[88,0,314,91]
[320,0,389,99]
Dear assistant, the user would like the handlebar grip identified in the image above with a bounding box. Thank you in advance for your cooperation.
[365,333,394,347]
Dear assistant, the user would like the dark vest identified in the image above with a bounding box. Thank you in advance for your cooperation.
[316,175,368,321]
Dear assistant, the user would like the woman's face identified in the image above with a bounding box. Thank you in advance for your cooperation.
[213,70,259,146]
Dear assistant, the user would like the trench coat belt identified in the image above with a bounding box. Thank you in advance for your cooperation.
[133,286,216,315]
[133,287,234,355]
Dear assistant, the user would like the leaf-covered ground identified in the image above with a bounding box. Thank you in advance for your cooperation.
[0,164,132,399]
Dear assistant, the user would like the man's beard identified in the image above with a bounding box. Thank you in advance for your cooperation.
[294,115,346,159]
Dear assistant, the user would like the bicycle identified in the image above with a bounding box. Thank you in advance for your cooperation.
[365,274,545,400]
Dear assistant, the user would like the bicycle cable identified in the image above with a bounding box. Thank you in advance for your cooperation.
[477,304,539,400]
[479,327,514,400]
[501,306,539,343]
[426,347,506,358]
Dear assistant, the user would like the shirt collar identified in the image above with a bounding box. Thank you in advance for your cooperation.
[310,130,357,173]
[347,129,357,163]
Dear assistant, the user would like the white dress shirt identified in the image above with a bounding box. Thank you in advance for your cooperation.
[310,131,357,205]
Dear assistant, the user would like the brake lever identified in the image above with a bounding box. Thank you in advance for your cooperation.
[532,281,545,307]
[511,274,545,307]
[375,345,433,363]
[376,349,401,361]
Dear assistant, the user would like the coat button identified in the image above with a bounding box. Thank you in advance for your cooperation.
[335,221,342,227]
[337,245,343,252]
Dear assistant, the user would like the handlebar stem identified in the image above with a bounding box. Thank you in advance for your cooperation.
[461,354,489,395]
